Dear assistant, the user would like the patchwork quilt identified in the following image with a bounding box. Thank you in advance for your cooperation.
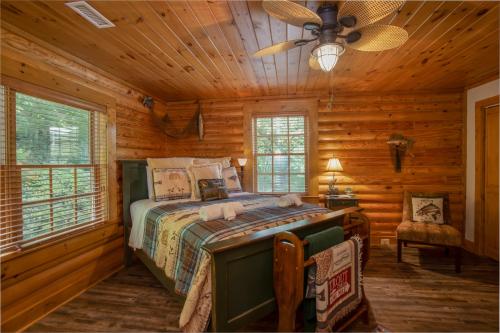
[137,194,331,331]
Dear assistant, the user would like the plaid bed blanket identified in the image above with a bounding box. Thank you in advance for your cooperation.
[141,194,330,295]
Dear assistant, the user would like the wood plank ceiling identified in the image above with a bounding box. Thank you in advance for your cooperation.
[1,1,499,101]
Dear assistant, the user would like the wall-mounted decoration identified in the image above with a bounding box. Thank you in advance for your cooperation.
[142,96,204,140]
[387,133,414,173]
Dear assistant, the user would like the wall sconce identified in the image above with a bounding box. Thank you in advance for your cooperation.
[237,157,247,171]
[237,158,247,187]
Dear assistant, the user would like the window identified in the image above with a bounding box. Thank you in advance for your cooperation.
[0,85,108,252]
[253,115,308,193]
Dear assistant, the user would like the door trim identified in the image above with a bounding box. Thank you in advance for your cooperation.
[474,95,499,255]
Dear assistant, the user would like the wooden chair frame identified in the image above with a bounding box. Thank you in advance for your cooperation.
[273,212,370,332]
[397,239,461,273]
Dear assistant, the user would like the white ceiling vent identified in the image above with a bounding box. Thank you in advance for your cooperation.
[65,1,115,28]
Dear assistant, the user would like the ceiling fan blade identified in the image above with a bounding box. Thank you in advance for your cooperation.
[347,25,408,52]
[253,39,310,57]
[308,54,321,71]
[339,0,404,28]
[262,0,322,28]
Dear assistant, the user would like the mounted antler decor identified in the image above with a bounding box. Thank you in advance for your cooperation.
[142,96,204,140]
[387,133,414,173]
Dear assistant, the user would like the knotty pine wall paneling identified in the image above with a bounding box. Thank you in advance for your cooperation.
[162,100,246,158]
[317,93,464,245]
[163,93,465,245]
[0,28,168,332]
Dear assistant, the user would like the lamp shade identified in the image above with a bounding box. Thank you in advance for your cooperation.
[312,43,345,72]
[237,158,248,167]
[326,158,343,172]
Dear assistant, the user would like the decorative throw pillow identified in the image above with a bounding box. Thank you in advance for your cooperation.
[222,167,242,193]
[152,168,191,202]
[198,179,228,201]
[187,163,223,199]
[410,193,449,224]
[146,157,195,199]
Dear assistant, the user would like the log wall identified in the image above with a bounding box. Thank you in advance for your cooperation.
[163,93,465,245]
[0,27,169,331]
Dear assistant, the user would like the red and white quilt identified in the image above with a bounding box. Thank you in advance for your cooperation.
[306,236,363,332]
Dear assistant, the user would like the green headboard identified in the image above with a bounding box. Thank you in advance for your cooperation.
[121,160,148,230]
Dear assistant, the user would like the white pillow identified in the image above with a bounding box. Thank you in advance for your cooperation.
[187,163,223,199]
[222,167,242,193]
[192,157,231,168]
[146,157,195,199]
[152,168,192,202]
[147,157,194,169]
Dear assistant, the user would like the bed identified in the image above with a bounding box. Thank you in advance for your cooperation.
[121,160,364,332]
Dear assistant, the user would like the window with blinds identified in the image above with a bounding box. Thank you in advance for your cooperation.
[253,115,308,193]
[0,85,108,253]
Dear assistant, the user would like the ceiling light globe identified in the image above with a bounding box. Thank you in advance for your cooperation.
[312,43,345,72]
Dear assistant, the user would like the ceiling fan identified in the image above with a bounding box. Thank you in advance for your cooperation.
[254,0,408,72]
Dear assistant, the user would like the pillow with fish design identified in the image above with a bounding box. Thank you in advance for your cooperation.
[410,193,449,224]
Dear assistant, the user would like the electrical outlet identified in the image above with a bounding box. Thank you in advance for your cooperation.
[380,238,390,246]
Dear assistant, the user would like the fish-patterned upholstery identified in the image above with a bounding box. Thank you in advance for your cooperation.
[397,191,461,247]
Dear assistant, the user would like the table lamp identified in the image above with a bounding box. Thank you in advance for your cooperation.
[326,157,343,195]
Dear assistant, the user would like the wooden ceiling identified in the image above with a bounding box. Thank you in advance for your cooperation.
[1,1,499,101]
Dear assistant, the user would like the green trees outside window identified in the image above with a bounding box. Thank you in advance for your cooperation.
[0,87,107,248]
[253,116,307,193]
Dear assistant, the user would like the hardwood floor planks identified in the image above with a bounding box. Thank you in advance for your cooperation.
[26,246,498,332]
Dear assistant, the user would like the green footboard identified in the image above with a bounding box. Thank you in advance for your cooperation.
[204,208,359,332]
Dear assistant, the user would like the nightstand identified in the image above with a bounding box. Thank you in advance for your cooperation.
[325,195,359,211]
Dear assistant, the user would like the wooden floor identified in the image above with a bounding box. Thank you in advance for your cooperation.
[27,246,498,332]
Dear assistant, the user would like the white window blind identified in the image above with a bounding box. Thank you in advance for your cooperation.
[253,115,308,193]
[0,86,108,253]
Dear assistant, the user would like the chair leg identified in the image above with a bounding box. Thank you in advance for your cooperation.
[444,247,450,257]
[455,247,461,273]
[397,239,402,263]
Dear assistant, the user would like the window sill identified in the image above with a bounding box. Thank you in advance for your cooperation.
[0,219,121,263]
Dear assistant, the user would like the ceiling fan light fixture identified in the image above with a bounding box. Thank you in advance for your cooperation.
[312,43,345,72]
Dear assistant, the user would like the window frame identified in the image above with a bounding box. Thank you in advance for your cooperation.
[1,77,109,255]
[252,113,309,194]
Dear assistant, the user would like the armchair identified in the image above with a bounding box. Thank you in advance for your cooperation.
[396,191,462,273]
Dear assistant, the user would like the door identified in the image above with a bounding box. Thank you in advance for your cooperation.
[484,105,499,260]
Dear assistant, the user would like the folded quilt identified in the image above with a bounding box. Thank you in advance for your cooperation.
[306,236,363,332]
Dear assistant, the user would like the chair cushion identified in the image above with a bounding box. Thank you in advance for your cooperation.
[397,221,461,246]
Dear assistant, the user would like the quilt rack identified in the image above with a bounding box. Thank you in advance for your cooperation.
[273,211,370,332]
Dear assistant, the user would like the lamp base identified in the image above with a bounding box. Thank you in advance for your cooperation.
[328,182,339,195]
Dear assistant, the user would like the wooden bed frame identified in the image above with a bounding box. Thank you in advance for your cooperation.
[121,160,365,332]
